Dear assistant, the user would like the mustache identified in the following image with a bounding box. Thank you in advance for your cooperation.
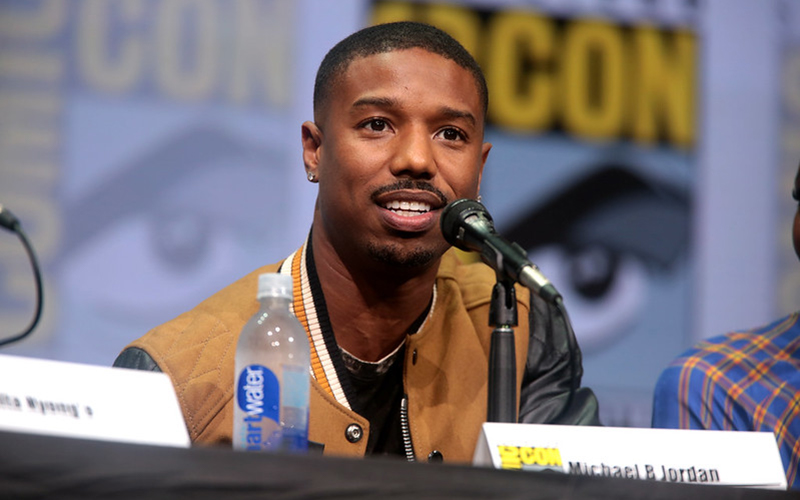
[370,180,449,206]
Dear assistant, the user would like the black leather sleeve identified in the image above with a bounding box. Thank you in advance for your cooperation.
[113,347,163,373]
[518,293,602,426]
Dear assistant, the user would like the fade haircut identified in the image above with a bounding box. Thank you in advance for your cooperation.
[313,21,488,121]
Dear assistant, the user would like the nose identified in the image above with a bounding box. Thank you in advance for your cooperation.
[390,126,437,179]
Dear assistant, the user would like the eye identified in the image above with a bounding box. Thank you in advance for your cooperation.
[363,118,388,132]
[438,127,465,142]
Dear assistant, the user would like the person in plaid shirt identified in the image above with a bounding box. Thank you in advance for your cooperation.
[651,161,800,490]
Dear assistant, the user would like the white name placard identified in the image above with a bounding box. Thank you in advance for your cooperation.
[0,353,190,448]
[474,423,786,490]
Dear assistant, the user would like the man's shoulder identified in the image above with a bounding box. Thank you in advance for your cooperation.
[677,311,800,366]
[655,312,800,400]
[654,312,800,429]
[117,260,285,441]
[124,260,284,360]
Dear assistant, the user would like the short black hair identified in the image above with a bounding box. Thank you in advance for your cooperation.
[313,21,488,121]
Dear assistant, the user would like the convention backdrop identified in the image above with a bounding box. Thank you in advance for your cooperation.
[0,0,793,428]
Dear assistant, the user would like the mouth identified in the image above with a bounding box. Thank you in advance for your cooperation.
[382,200,432,217]
[374,191,444,233]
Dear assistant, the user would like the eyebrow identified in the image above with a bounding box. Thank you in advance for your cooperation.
[352,96,397,109]
[439,106,477,127]
[351,96,477,127]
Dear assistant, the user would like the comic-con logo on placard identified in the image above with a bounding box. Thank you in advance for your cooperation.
[497,445,564,472]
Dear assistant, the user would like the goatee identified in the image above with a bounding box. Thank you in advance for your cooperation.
[366,242,437,268]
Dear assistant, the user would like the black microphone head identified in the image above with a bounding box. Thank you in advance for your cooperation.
[440,198,494,250]
[0,204,20,232]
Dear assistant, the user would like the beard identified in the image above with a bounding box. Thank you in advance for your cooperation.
[366,241,440,268]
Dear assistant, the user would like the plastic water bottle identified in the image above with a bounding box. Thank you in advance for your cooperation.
[233,273,310,453]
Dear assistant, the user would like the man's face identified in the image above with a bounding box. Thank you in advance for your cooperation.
[305,48,491,269]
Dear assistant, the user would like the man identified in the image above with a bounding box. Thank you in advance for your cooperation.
[652,161,800,489]
[115,21,600,463]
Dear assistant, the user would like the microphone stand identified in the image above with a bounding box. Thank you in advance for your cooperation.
[487,273,517,423]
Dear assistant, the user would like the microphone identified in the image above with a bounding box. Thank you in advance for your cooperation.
[0,204,20,232]
[441,198,562,304]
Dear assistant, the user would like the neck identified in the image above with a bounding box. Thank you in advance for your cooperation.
[311,228,438,362]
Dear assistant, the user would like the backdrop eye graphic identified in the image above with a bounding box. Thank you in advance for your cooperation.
[503,165,691,353]
[568,245,620,300]
[150,208,211,272]
[59,127,289,333]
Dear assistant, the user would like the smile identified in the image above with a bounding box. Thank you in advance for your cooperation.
[382,200,432,217]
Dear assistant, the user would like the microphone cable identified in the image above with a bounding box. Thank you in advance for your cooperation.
[0,205,44,348]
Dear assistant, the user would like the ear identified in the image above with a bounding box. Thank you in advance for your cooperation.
[301,121,323,179]
[476,141,492,193]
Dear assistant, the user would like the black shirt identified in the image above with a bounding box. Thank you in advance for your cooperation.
[340,344,406,458]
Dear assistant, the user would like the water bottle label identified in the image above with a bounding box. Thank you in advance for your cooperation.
[282,365,309,408]
[236,364,279,450]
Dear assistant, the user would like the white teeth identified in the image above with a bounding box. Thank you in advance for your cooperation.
[383,200,431,215]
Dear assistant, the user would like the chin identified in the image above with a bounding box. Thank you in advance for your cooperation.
[366,241,439,268]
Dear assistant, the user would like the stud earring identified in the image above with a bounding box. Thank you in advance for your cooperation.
[476,194,482,203]
[307,172,316,182]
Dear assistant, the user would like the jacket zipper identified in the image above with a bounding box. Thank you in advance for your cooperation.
[400,395,416,462]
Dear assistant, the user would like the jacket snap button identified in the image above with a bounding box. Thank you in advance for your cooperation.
[345,423,363,443]
[427,450,443,463]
